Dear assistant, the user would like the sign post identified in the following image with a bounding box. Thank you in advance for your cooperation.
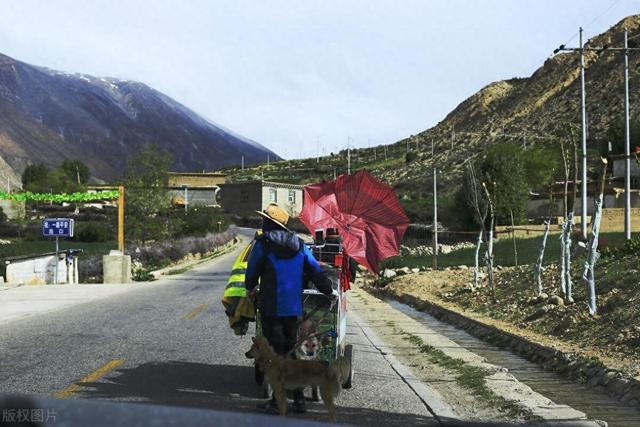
[42,218,74,284]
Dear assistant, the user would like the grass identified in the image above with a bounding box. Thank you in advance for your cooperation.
[401,332,535,420]
[385,231,638,269]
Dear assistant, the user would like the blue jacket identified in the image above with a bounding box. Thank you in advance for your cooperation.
[245,230,332,317]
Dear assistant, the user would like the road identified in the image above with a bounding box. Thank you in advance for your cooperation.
[0,229,437,426]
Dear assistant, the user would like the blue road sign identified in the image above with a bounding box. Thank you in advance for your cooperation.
[42,218,75,238]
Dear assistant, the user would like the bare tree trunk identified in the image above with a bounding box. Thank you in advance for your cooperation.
[482,182,495,301]
[582,159,608,316]
[560,138,569,220]
[474,228,483,288]
[534,220,550,295]
[562,213,574,304]
[558,135,577,304]
[465,161,488,289]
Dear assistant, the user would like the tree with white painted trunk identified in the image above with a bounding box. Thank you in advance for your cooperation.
[558,135,578,304]
[463,161,488,289]
[482,182,496,301]
[582,158,608,316]
[534,220,550,295]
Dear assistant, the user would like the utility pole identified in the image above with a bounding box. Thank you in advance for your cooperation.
[579,27,587,240]
[552,27,590,239]
[624,28,631,240]
[554,27,640,240]
[316,136,320,163]
[451,130,455,150]
[267,153,270,166]
[432,139,438,269]
[241,155,244,171]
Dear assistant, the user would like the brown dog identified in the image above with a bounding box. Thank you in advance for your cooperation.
[295,318,321,360]
[245,336,350,422]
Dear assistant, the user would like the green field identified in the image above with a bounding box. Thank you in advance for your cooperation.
[384,232,639,269]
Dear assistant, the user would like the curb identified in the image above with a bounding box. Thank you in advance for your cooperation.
[366,285,640,411]
[350,309,458,421]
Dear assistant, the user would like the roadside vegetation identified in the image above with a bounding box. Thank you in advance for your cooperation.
[370,237,640,377]
[401,332,534,420]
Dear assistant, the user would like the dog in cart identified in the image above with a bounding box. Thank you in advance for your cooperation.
[252,226,355,403]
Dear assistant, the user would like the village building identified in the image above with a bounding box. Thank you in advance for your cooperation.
[524,154,640,232]
[218,181,304,217]
[167,172,226,207]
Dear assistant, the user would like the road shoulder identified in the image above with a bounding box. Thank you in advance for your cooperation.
[0,237,247,325]
[348,286,603,425]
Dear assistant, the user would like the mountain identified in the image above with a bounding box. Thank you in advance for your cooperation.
[0,53,280,183]
[225,15,640,196]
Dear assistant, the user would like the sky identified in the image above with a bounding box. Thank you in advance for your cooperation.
[0,1,638,159]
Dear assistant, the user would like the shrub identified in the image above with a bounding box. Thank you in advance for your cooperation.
[405,152,417,164]
[130,228,237,271]
[623,236,640,254]
[171,207,230,237]
[75,222,112,243]
[78,255,103,283]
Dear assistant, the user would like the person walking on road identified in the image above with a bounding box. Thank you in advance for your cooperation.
[245,203,334,414]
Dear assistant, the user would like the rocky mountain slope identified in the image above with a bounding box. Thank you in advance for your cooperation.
[0,53,279,183]
[226,15,640,194]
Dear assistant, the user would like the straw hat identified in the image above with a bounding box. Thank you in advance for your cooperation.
[256,203,290,230]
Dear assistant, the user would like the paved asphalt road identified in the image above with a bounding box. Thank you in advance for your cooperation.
[0,229,437,426]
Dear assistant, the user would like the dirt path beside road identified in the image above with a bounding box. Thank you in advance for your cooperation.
[349,286,601,425]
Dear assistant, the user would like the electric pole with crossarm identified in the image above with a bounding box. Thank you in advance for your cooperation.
[553,27,640,240]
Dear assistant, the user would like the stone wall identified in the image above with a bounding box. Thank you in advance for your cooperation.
[0,200,25,220]
[6,253,78,285]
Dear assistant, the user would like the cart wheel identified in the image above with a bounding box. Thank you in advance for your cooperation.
[254,362,264,385]
[311,386,321,402]
[342,344,354,389]
[262,378,272,399]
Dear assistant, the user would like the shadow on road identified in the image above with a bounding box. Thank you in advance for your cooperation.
[75,361,597,426]
[76,361,439,425]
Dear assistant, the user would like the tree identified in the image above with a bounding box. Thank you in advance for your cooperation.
[478,143,529,225]
[49,167,82,194]
[61,159,90,185]
[124,145,172,242]
[524,146,560,191]
[21,163,50,192]
[605,117,640,155]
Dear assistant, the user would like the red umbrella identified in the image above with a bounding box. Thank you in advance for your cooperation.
[300,170,409,273]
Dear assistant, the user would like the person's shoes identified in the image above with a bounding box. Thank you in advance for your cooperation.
[291,401,307,414]
[256,400,279,415]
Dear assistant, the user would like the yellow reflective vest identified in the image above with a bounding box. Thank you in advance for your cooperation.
[221,232,261,335]
[223,242,253,299]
